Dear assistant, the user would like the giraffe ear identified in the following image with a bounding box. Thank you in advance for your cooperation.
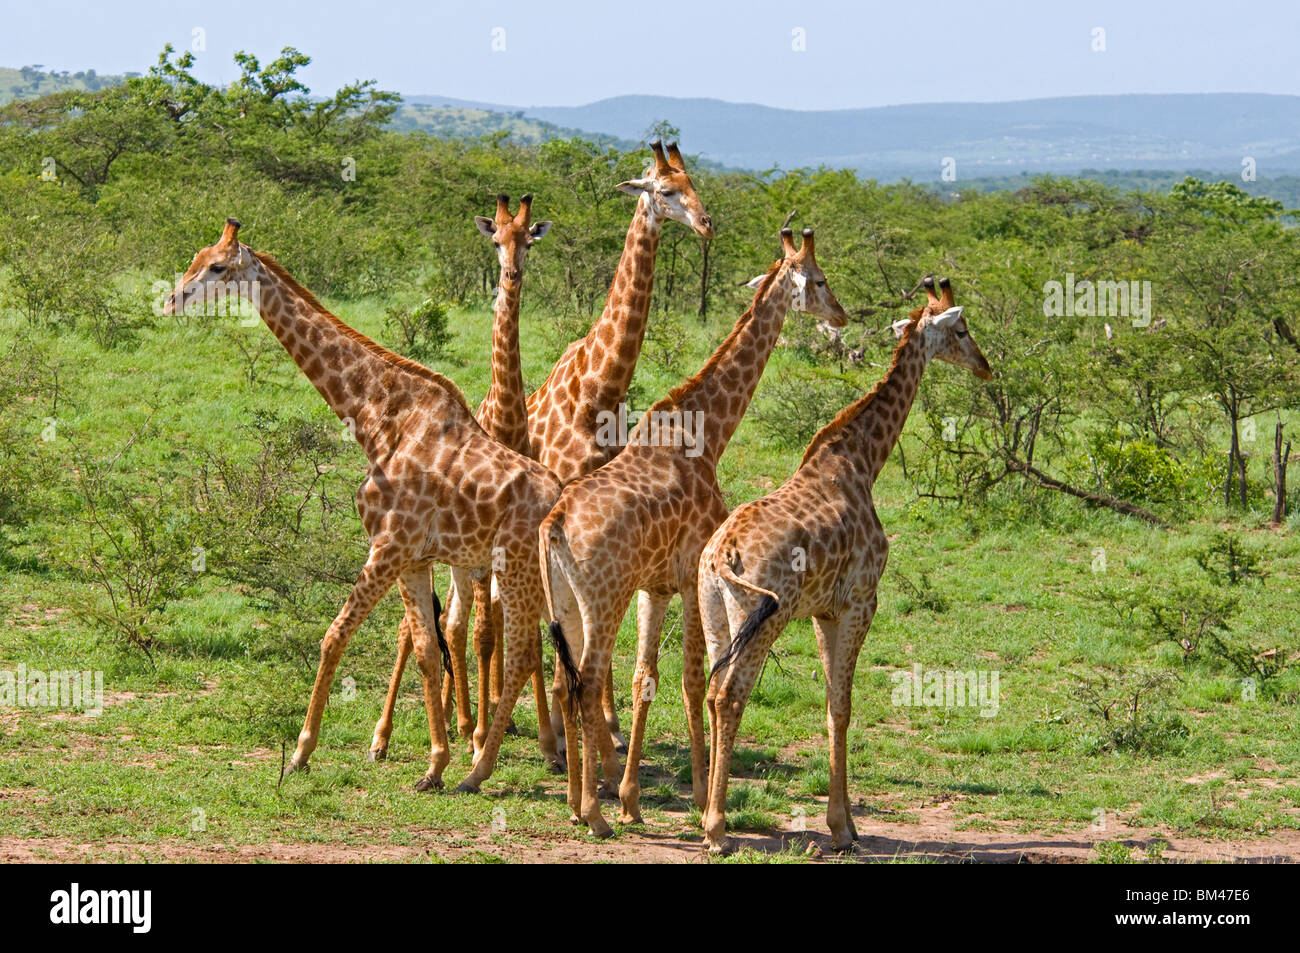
[891,319,911,338]
[529,221,552,241]
[474,216,496,239]
[745,274,768,289]
[616,178,651,197]
[933,305,964,328]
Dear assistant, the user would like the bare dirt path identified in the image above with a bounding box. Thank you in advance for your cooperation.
[3,799,1296,864]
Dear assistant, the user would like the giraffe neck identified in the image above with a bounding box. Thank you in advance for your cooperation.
[584,193,663,410]
[670,263,793,468]
[248,256,448,462]
[478,275,529,453]
[804,322,931,486]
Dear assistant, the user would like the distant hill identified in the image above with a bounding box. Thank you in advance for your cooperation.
[409,92,1300,181]
[8,64,1300,194]
[0,65,133,104]
[389,103,635,150]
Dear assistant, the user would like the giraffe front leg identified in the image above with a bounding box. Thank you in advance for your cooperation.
[401,569,452,791]
[618,590,671,824]
[370,612,413,761]
[288,545,405,775]
[441,570,474,745]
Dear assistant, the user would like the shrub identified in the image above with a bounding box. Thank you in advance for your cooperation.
[752,366,862,449]
[383,298,453,362]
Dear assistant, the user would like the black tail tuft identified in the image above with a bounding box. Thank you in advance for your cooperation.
[432,588,452,686]
[709,594,779,681]
[548,620,581,715]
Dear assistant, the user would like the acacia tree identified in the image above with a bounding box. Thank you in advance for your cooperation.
[1154,194,1300,508]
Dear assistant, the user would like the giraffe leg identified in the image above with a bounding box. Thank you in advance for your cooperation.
[486,583,514,732]
[578,647,615,837]
[441,569,474,746]
[679,581,709,811]
[815,599,875,852]
[369,612,413,760]
[700,588,792,854]
[287,544,405,774]
[530,624,560,767]
[549,664,567,762]
[617,590,671,824]
[456,558,545,792]
[400,568,452,791]
[471,579,495,758]
[549,631,583,822]
[603,666,626,754]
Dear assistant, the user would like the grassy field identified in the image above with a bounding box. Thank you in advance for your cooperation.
[1,294,1298,864]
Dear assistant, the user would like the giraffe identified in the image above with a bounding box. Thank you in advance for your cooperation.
[163,218,561,791]
[541,227,850,837]
[453,141,716,795]
[369,194,554,763]
[697,276,993,854]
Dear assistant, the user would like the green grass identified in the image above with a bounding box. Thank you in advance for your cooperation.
[1,297,1298,864]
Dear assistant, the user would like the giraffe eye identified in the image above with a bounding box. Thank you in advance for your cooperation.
[210,263,226,274]
[660,189,677,198]
[956,328,968,338]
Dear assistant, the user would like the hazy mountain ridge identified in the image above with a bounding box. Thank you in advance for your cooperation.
[503,93,1300,178]
[7,63,1298,184]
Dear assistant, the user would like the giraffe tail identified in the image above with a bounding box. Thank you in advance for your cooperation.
[709,594,779,681]
[539,513,582,714]
[548,621,581,715]
[432,587,452,686]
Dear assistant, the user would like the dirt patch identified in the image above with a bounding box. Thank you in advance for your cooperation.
[2,802,1297,864]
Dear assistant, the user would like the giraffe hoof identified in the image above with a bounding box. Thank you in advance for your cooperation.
[618,812,643,826]
[505,720,520,737]
[588,824,614,840]
[367,747,387,762]
[831,840,857,855]
[414,775,444,792]
[284,758,309,776]
[454,780,481,795]
[612,734,629,755]
[706,841,733,857]
[597,781,619,800]
[545,758,566,775]
[569,813,582,826]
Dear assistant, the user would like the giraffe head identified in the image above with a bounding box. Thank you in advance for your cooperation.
[475,193,551,283]
[892,276,993,380]
[616,140,714,239]
[162,217,257,317]
[747,228,850,328]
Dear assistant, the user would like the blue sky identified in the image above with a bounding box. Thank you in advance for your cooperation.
[3,0,1297,109]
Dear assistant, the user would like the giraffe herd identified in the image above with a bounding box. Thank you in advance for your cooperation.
[163,141,992,854]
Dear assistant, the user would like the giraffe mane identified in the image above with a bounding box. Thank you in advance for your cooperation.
[797,315,922,467]
[253,252,475,418]
[660,260,782,408]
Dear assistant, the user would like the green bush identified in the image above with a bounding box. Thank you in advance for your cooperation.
[384,298,453,363]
